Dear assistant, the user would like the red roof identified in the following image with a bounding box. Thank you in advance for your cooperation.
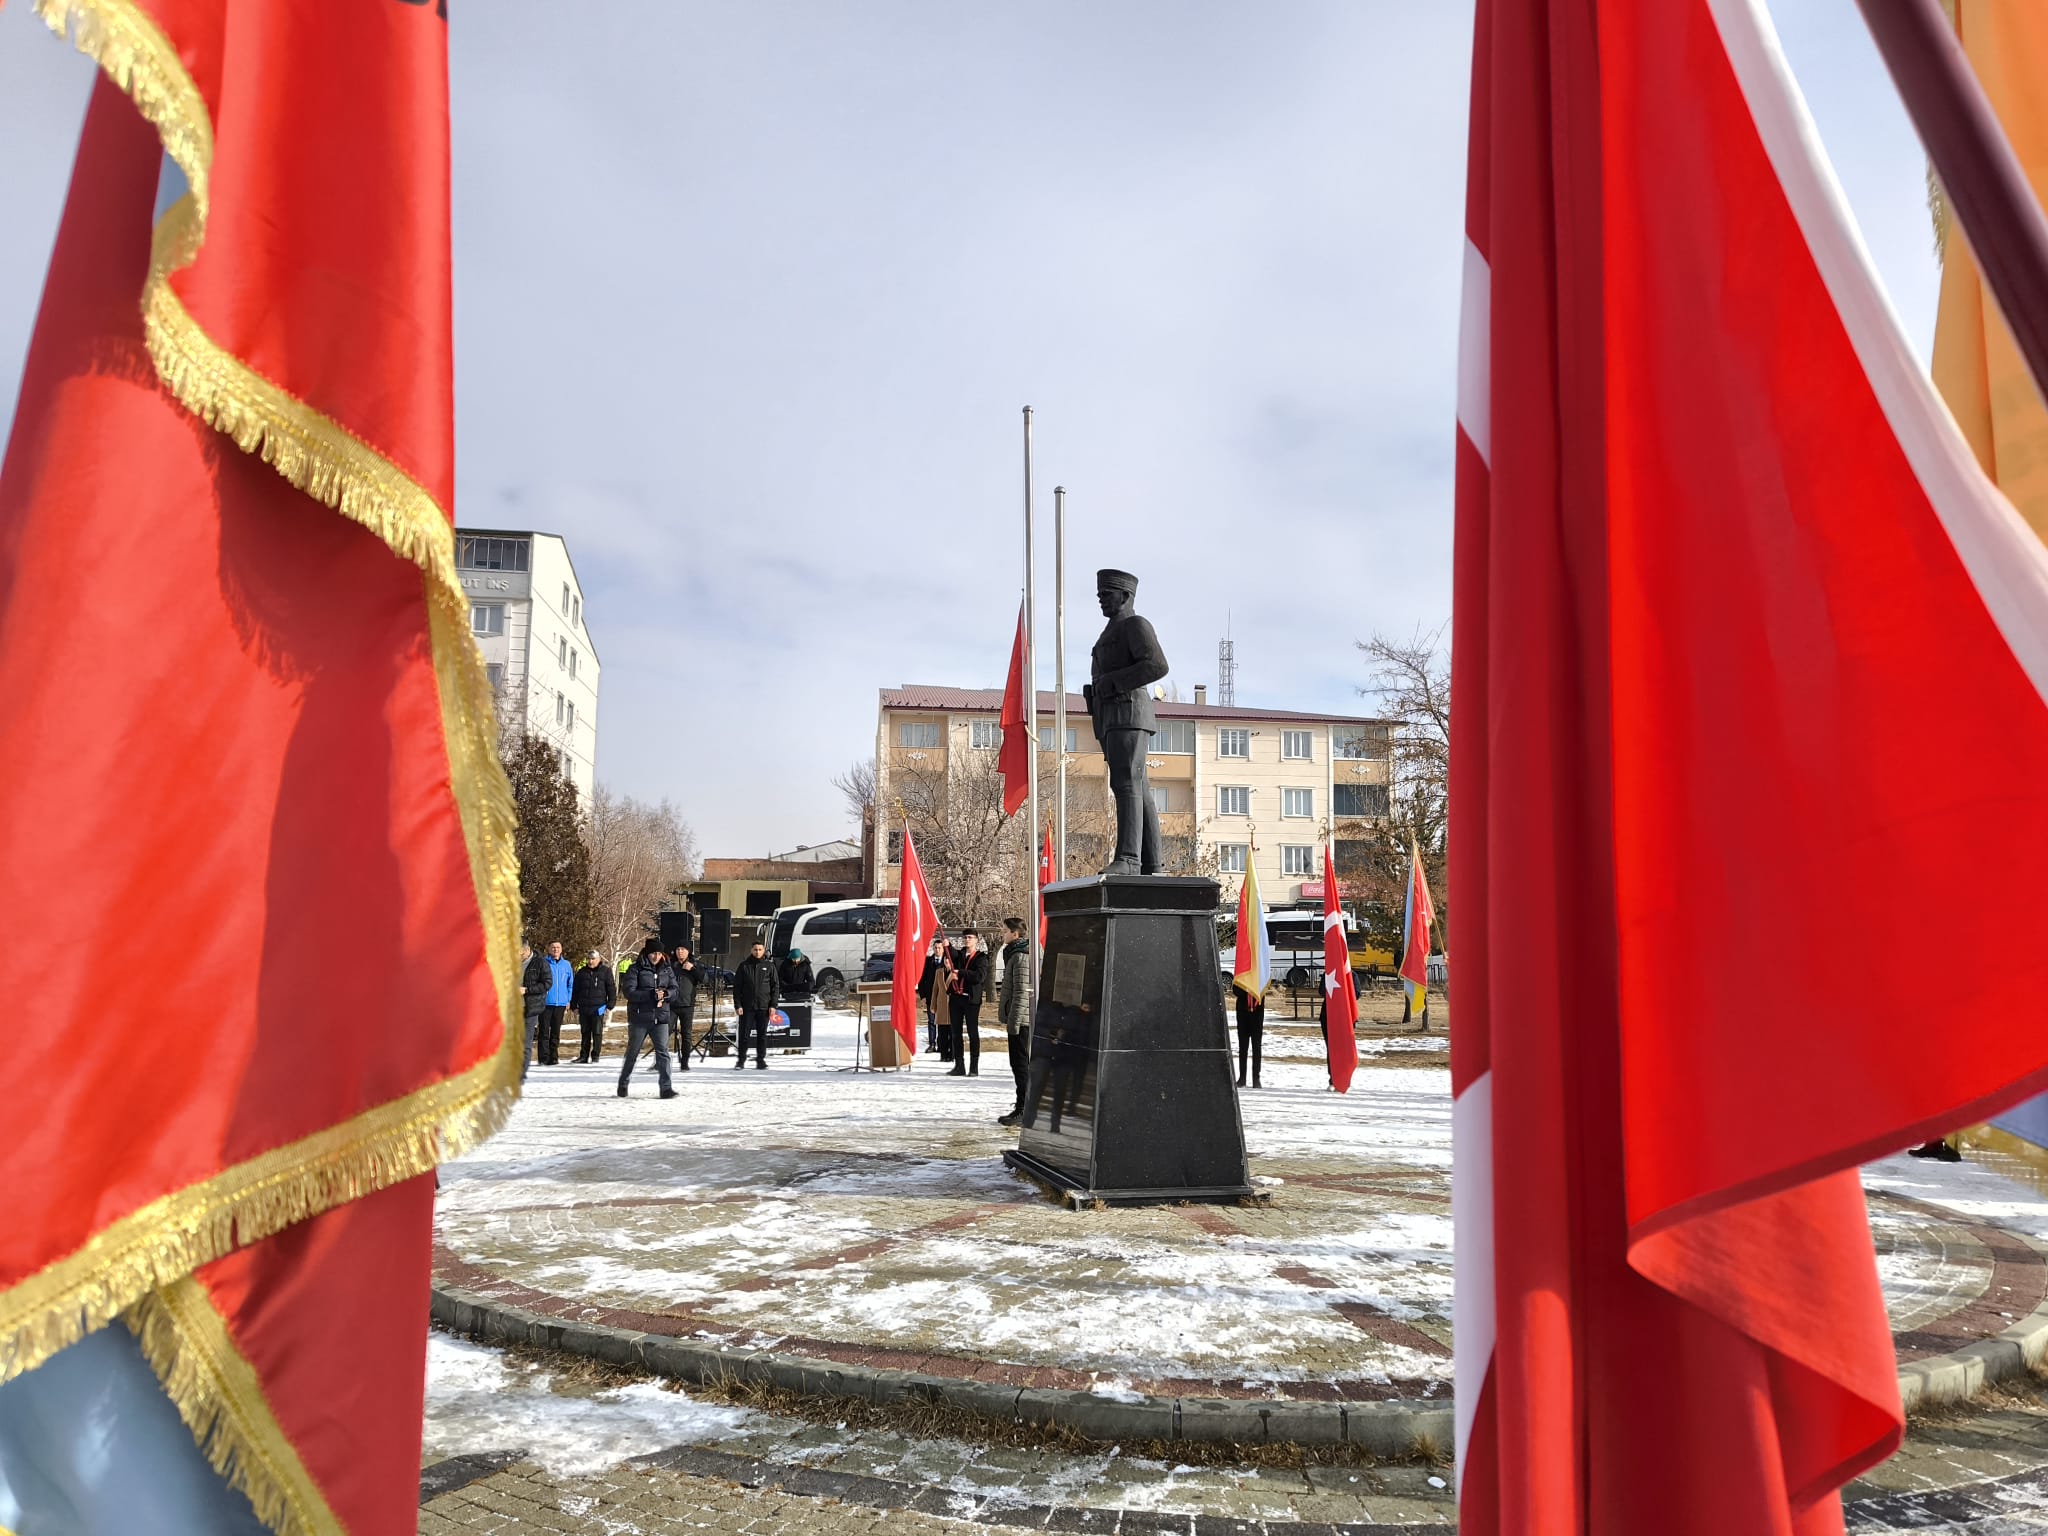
[879,685,1386,728]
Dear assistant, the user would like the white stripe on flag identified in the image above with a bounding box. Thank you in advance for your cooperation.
[1708,0,2048,707]
[1451,1067,1495,1488]
[1457,238,1492,467]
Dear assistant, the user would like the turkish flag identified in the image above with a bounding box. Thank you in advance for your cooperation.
[998,604,1030,816]
[1038,822,1055,943]
[0,6,508,1524]
[1452,2,2048,1533]
[892,829,942,1057]
[1320,845,1358,1094]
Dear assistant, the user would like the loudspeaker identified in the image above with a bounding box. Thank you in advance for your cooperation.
[699,907,733,956]
[657,910,694,954]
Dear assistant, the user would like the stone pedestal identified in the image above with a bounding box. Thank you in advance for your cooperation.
[1004,874,1251,1206]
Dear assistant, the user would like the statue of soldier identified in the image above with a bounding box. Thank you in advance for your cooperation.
[1083,568,1170,875]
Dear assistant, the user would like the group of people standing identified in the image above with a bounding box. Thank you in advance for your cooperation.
[518,941,624,1071]
[915,919,1035,1124]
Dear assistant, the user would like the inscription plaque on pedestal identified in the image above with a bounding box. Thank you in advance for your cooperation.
[1005,874,1251,1206]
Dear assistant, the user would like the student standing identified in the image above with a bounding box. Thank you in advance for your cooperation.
[730,941,780,1070]
[996,918,1030,1124]
[1234,985,1265,1089]
[948,930,989,1078]
[571,949,616,1063]
[519,940,550,1081]
[538,941,574,1066]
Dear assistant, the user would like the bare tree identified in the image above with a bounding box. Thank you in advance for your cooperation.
[832,758,877,831]
[1355,624,1450,940]
[586,785,699,967]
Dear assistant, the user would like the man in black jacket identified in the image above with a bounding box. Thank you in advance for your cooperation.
[520,940,551,1082]
[996,918,1030,1124]
[667,945,705,1067]
[948,931,990,1078]
[618,948,679,1098]
[730,940,779,1070]
[571,949,616,1063]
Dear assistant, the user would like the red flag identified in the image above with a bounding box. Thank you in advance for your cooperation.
[1454,2,2048,1533]
[1397,841,1436,990]
[1320,844,1357,1094]
[998,603,1030,816]
[0,7,510,1525]
[1037,822,1054,943]
[892,828,942,1057]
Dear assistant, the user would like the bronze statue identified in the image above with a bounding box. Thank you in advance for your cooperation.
[1083,568,1170,875]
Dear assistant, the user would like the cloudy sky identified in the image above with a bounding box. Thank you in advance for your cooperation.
[0,2,1941,854]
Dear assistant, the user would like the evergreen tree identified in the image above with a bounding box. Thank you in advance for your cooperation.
[503,730,598,956]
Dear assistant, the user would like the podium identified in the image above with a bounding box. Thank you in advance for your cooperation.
[1004,874,1251,1206]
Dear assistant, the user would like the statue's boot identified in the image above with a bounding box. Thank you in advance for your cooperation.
[1101,855,1141,876]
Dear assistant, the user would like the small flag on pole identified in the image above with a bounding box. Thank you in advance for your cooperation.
[1232,852,1271,1001]
[1398,840,1436,1023]
[998,603,1030,816]
[1038,822,1055,944]
[1321,844,1358,1094]
[891,828,941,1058]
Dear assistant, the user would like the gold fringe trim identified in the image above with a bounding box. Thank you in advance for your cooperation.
[6,0,525,1458]
[126,1279,342,1536]
[1958,1121,2048,1199]
[0,1051,511,1384]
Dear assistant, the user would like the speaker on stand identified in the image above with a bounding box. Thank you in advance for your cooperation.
[696,908,735,1060]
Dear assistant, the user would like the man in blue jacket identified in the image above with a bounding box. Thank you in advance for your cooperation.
[538,940,574,1066]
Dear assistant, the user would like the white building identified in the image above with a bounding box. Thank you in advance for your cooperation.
[456,528,600,804]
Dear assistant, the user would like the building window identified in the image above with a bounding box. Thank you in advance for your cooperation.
[569,648,580,680]
[1282,729,1313,760]
[554,693,565,726]
[1218,728,1250,759]
[558,635,568,668]
[1282,844,1315,877]
[1334,783,1389,818]
[1283,787,1313,819]
[1156,720,1196,754]
[970,720,1001,749]
[571,594,581,627]
[561,749,573,776]
[470,602,504,637]
[897,720,941,749]
[1150,786,1169,813]
[886,829,904,863]
[485,662,505,690]
[1336,726,1391,759]
[562,581,571,613]
[1217,785,1250,817]
[1218,844,1248,875]
[457,535,529,572]
[565,700,576,733]
[1058,726,1079,753]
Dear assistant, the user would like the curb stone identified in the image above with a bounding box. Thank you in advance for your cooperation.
[431,1283,1449,1449]
[433,1258,2048,1449]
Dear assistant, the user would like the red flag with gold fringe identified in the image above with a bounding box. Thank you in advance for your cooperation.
[0,2,517,1526]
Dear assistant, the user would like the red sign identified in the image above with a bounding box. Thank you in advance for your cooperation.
[1297,880,1325,900]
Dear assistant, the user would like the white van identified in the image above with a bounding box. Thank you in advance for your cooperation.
[759,898,897,1003]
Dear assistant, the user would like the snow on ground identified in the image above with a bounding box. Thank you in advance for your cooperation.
[422,1334,754,1477]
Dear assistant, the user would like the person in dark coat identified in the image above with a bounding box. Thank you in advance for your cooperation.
[1234,984,1265,1089]
[778,949,814,998]
[519,940,551,1082]
[730,940,779,1069]
[917,937,947,1056]
[667,945,704,1067]
[618,948,678,1098]
[571,949,617,1063]
[996,918,1030,1125]
[947,930,989,1078]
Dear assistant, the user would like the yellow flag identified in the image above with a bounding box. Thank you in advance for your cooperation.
[1931,2,2048,546]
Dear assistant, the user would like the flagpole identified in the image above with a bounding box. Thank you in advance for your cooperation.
[1053,484,1068,878]
[1022,408,1039,1039]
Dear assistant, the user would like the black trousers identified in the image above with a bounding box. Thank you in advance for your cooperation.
[522,1011,542,1082]
[949,996,981,1072]
[1235,1019,1264,1084]
[670,998,694,1067]
[1100,727,1162,872]
[538,1004,566,1064]
[736,1008,771,1065]
[1007,1029,1030,1108]
[576,1005,607,1061]
[618,1019,672,1094]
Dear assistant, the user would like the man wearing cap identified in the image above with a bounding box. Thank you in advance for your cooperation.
[1083,568,1171,875]
[571,948,617,1063]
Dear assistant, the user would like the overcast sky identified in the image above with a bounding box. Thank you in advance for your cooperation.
[0,2,1941,854]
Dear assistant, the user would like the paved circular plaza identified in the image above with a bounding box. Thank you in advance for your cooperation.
[435,1009,2048,1411]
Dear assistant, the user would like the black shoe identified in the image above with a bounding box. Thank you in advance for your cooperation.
[753,1059,767,1070]
[1907,1140,1963,1162]
[616,1086,628,1097]
[998,1111,1020,1127]
[968,1067,978,1076]
[1253,1076,1261,1089]
[949,1067,966,1077]
[660,1088,679,1099]
[734,1060,745,1069]
[1236,1075,1246,1088]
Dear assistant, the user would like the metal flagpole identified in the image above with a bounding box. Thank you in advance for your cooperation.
[1053,484,1068,878]
[1022,408,1040,1052]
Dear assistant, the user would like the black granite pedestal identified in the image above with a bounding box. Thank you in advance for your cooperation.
[1004,874,1252,1206]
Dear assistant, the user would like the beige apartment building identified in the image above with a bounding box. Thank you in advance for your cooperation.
[871,684,1392,906]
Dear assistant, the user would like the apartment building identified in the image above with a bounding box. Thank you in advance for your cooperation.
[871,684,1392,904]
[456,528,601,804]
